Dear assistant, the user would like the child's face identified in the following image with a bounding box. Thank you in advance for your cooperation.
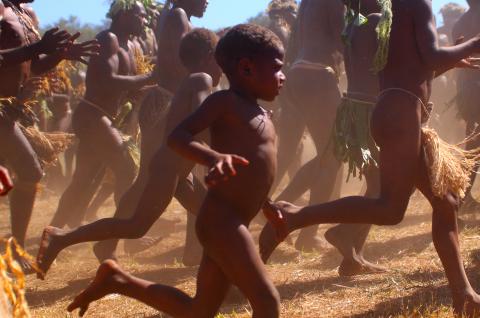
[251,53,286,101]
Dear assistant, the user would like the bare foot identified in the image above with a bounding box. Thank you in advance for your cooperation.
[324,226,355,258]
[67,260,126,317]
[259,201,298,263]
[294,235,330,253]
[36,226,67,279]
[93,241,118,263]
[123,237,164,256]
[453,290,480,317]
[338,257,386,277]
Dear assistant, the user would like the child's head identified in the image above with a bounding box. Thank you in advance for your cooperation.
[179,28,222,86]
[215,24,285,101]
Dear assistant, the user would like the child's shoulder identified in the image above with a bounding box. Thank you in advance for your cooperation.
[185,72,214,91]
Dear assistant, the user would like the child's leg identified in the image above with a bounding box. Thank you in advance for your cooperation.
[198,196,280,318]
[68,255,231,318]
[37,154,186,276]
[49,141,104,228]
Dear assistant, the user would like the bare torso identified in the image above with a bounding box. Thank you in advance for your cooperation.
[294,0,344,66]
[0,4,39,97]
[344,13,381,97]
[380,0,435,103]
[207,91,277,221]
[82,30,137,117]
[156,8,192,92]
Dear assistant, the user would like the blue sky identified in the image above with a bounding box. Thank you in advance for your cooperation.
[31,0,467,29]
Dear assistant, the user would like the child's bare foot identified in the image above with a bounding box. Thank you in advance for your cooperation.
[123,237,164,256]
[453,290,480,317]
[93,241,118,263]
[259,201,298,263]
[67,260,126,317]
[36,226,68,279]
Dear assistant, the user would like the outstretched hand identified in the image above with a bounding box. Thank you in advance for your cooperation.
[38,27,72,55]
[62,33,100,65]
[205,154,249,187]
[0,165,13,196]
[454,36,480,70]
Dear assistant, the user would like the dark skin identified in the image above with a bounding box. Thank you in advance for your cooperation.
[36,53,222,276]
[66,50,285,318]
[260,0,480,315]
[273,0,345,251]
[273,1,384,276]
[0,0,98,271]
[156,0,208,93]
[48,2,156,229]
[452,1,480,211]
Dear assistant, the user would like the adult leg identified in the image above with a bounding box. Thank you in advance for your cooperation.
[288,67,341,252]
[460,119,480,213]
[325,165,384,276]
[49,141,105,228]
[276,157,317,203]
[260,92,422,261]
[415,151,480,316]
[175,174,205,266]
[0,118,43,270]
[272,91,306,193]
[84,179,114,222]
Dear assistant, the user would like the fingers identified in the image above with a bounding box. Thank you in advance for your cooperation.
[68,32,81,43]
[231,155,250,166]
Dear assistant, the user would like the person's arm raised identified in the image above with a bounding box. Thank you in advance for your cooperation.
[414,0,480,73]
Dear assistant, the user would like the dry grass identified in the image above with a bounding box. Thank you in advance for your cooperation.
[4,183,480,317]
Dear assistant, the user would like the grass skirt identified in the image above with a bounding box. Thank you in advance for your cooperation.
[333,96,378,180]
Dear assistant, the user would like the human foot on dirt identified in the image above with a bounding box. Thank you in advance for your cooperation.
[93,241,118,263]
[453,290,480,317]
[295,233,329,253]
[67,260,126,317]
[324,226,355,259]
[182,246,202,267]
[36,226,69,279]
[259,201,299,263]
[338,257,386,277]
[123,237,164,256]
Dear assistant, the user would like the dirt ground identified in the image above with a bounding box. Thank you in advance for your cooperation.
[4,177,480,318]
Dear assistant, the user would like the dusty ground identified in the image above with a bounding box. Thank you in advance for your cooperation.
[4,180,480,318]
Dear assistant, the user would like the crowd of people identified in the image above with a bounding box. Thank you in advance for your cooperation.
[0,0,480,316]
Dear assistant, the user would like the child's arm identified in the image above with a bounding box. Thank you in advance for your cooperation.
[168,92,249,186]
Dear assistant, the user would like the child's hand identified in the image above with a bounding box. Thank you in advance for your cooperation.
[0,165,13,196]
[205,154,249,187]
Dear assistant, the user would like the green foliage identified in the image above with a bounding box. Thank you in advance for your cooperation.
[373,0,393,73]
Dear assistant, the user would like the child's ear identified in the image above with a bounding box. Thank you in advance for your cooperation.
[238,57,254,76]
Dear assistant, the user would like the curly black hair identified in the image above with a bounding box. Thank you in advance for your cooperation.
[215,24,284,76]
[179,28,219,70]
